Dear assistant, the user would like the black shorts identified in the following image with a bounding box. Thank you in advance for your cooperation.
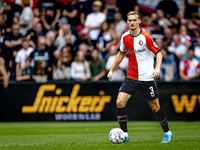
[119,77,159,100]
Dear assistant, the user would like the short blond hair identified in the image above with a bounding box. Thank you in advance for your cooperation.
[127,11,141,19]
[22,0,30,6]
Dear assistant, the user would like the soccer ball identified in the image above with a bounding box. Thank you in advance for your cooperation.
[109,128,125,144]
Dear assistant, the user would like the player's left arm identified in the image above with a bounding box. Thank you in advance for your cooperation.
[152,51,162,79]
[145,33,162,79]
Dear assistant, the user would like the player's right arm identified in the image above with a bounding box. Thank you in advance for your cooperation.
[107,33,127,79]
[107,51,126,79]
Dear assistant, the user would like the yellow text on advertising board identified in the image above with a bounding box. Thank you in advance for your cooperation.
[171,95,200,113]
[22,84,111,114]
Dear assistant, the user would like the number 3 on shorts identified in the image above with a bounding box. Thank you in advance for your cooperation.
[149,86,155,97]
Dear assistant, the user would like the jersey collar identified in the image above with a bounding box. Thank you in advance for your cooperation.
[130,29,142,37]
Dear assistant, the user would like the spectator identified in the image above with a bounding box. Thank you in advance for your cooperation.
[45,31,57,66]
[53,59,71,80]
[80,0,107,25]
[0,29,4,48]
[4,24,22,76]
[78,43,91,61]
[156,0,179,19]
[106,45,128,81]
[155,38,164,49]
[84,0,106,45]
[56,17,68,32]
[16,57,33,81]
[71,50,91,80]
[73,26,94,55]
[168,34,188,60]
[0,57,9,89]
[140,15,151,34]
[0,44,9,89]
[40,9,53,31]
[116,0,139,21]
[150,19,164,40]
[183,0,200,19]
[0,14,7,39]
[96,21,116,61]
[1,1,20,34]
[32,22,46,43]
[0,43,9,69]
[64,34,76,48]
[19,0,33,36]
[194,38,200,61]
[113,32,122,50]
[159,48,177,81]
[4,24,22,54]
[163,28,173,49]
[26,17,40,48]
[53,46,72,80]
[75,25,84,37]
[34,0,61,28]
[90,49,106,81]
[189,13,200,38]
[179,24,192,48]
[29,36,51,71]
[151,12,158,21]
[55,24,76,52]
[15,40,34,78]
[168,16,181,34]
[179,47,200,81]
[46,31,56,49]
[114,11,126,34]
[58,23,72,37]
[56,0,68,14]
[62,0,80,33]
[10,0,23,14]
[32,60,48,82]
[156,9,170,29]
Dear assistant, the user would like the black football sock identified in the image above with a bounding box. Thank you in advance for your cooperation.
[154,109,169,132]
[117,107,128,132]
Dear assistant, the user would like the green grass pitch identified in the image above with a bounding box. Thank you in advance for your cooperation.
[0,121,200,150]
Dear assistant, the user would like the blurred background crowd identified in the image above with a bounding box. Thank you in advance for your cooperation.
[0,0,200,88]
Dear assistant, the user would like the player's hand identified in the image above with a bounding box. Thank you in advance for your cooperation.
[151,68,160,79]
[107,71,113,79]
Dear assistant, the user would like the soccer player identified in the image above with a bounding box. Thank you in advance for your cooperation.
[107,11,173,143]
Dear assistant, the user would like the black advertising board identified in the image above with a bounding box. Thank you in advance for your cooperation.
[0,81,200,121]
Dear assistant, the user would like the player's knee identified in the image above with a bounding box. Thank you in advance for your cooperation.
[151,105,160,113]
[0,58,5,65]
[116,99,125,108]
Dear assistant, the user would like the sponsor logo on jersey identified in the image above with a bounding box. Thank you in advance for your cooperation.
[153,42,158,47]
[139,40,143,45]
[127,49,145,54]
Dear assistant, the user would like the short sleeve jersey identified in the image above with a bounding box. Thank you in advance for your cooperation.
[120,30,160,81]
[179,58,200,78]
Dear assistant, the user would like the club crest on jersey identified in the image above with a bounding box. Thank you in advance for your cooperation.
[139,40,143,45]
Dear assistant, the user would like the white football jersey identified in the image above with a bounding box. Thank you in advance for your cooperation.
[120,30,160,81]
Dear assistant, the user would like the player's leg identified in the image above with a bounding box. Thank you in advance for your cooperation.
[116,92,131,131]
[148,99,173,143]
[138,81,172,143]
[117,77,137,143]
[116,92,131,143]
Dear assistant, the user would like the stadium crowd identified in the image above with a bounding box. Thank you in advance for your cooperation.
[0,0,200,88]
